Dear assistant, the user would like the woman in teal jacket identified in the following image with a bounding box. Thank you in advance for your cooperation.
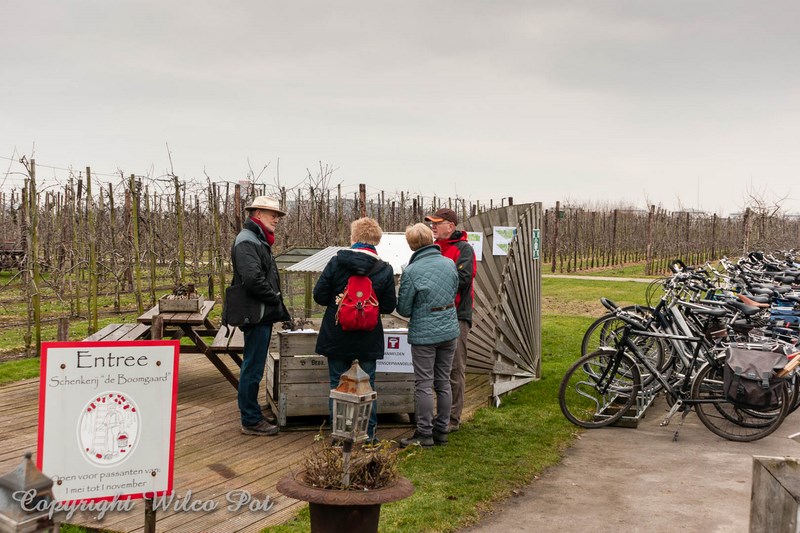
[396,223,460,447]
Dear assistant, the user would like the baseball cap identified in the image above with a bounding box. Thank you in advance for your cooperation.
[424,208,458,224]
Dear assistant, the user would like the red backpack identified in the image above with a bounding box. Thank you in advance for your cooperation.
[335,261,383,331]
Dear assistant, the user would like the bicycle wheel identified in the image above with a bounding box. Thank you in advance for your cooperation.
[691,362,790,442]
[559,349,641,429]
[582,315,666,391]
[787,373,800,414]
[581,306,654,355]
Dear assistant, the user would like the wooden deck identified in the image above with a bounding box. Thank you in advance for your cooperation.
[0,354,491,532]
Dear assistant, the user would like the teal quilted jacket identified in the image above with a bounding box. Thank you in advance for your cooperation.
[396,244,460,345]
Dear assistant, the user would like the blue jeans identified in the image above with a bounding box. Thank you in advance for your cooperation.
[328,358,377,440]
[239,324,273,426]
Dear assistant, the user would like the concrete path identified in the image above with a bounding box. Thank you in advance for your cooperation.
[542,274,655,284]
[461,396,800,533]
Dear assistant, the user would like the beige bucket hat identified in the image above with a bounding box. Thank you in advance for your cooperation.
[244,196,286,216]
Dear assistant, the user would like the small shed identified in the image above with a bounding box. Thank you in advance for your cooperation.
[284,246,346,318]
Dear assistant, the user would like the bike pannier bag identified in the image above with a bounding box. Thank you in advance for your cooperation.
[723,347,789,409]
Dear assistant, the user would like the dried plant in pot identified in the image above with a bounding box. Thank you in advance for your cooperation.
[277,437,414,533]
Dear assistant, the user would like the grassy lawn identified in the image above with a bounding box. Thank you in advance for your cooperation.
[0,267,651,533]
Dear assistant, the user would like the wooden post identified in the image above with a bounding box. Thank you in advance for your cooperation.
[144,498,156,533]
[571,209,578,272]
[743,207,752,254]
[400,191,405,228]
[143,299,160,533]
[123,187,133,291]
[130,175,144,315]
[359,184,366,218]
[234,184,242,234]
[151,315,164,341]
[750,456,800,532]
[335,184,343,245]
[380,190,385,228]
[304,273,312,319]
[174,176,185,283]
[29,160,42,356]
[214,185,226,304]
[146,186,157,308]
[57,317,70,341]
[645,205,655,275]
[611,208,618,267]
[87,167,98,334]
[551,201,559,273]
[194,194,201,272]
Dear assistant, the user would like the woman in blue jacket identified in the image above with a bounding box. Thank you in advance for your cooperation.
[396,223,459,447]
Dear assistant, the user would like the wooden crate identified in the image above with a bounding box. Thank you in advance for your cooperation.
[266,329,415,426]
[158,294,205,312]
[750,455,800,532]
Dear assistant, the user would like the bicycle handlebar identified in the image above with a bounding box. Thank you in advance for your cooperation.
[600,297,618,313]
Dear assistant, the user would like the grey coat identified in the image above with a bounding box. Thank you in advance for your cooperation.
[396,244,460,345]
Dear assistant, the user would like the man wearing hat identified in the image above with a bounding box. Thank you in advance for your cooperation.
[227,196,290,436]
[424,207,476,433]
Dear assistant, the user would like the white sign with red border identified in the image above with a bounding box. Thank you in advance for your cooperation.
[38,341,180,503]
[378,330,413,373]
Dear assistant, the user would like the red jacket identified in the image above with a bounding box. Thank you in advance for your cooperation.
[436,231,476,324]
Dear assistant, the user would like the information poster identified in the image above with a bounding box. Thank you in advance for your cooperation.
[38,341,180,503]
[466,232,484,261]
[492,226,517,256]
[378,330,413,373]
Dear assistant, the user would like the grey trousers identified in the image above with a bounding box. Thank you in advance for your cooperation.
[449,320,471,428]
[411,337,458,435]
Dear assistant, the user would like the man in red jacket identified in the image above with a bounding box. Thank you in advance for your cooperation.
[424,208,476,432]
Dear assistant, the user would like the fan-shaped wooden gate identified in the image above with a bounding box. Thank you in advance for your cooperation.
[463,203,542,404]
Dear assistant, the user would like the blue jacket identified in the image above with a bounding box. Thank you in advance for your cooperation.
[396,244,460,345]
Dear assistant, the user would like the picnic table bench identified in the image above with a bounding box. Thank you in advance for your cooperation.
[83,322,152,342]
[135,300,243,390]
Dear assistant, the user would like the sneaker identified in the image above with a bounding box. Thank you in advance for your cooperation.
[433,429,448,446]
[448,423,460,433]
[399,432,434,448]
[241,419,279,436]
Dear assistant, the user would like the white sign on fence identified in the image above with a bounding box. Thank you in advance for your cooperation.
[378,330,413,373]
[38,340,180,503]
[492,226,517,256]
[466,232,484,261]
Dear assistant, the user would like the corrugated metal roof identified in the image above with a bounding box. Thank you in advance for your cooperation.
[285,246,346,273]
[275,247,325,270]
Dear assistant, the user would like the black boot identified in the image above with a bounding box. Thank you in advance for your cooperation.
[399,432,434,448]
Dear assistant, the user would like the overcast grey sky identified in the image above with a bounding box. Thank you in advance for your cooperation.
[2,1,799,215]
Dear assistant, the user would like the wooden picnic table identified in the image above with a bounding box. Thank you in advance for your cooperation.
[137,300,243,390]
[84,322,152,342]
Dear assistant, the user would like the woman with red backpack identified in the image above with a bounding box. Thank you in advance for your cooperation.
[313,217,397,443]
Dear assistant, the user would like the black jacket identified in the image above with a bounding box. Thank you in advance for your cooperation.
[228,219,290,326]
[313,249,397,360]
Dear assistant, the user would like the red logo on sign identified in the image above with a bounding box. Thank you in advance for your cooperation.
[387,337,400,349]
